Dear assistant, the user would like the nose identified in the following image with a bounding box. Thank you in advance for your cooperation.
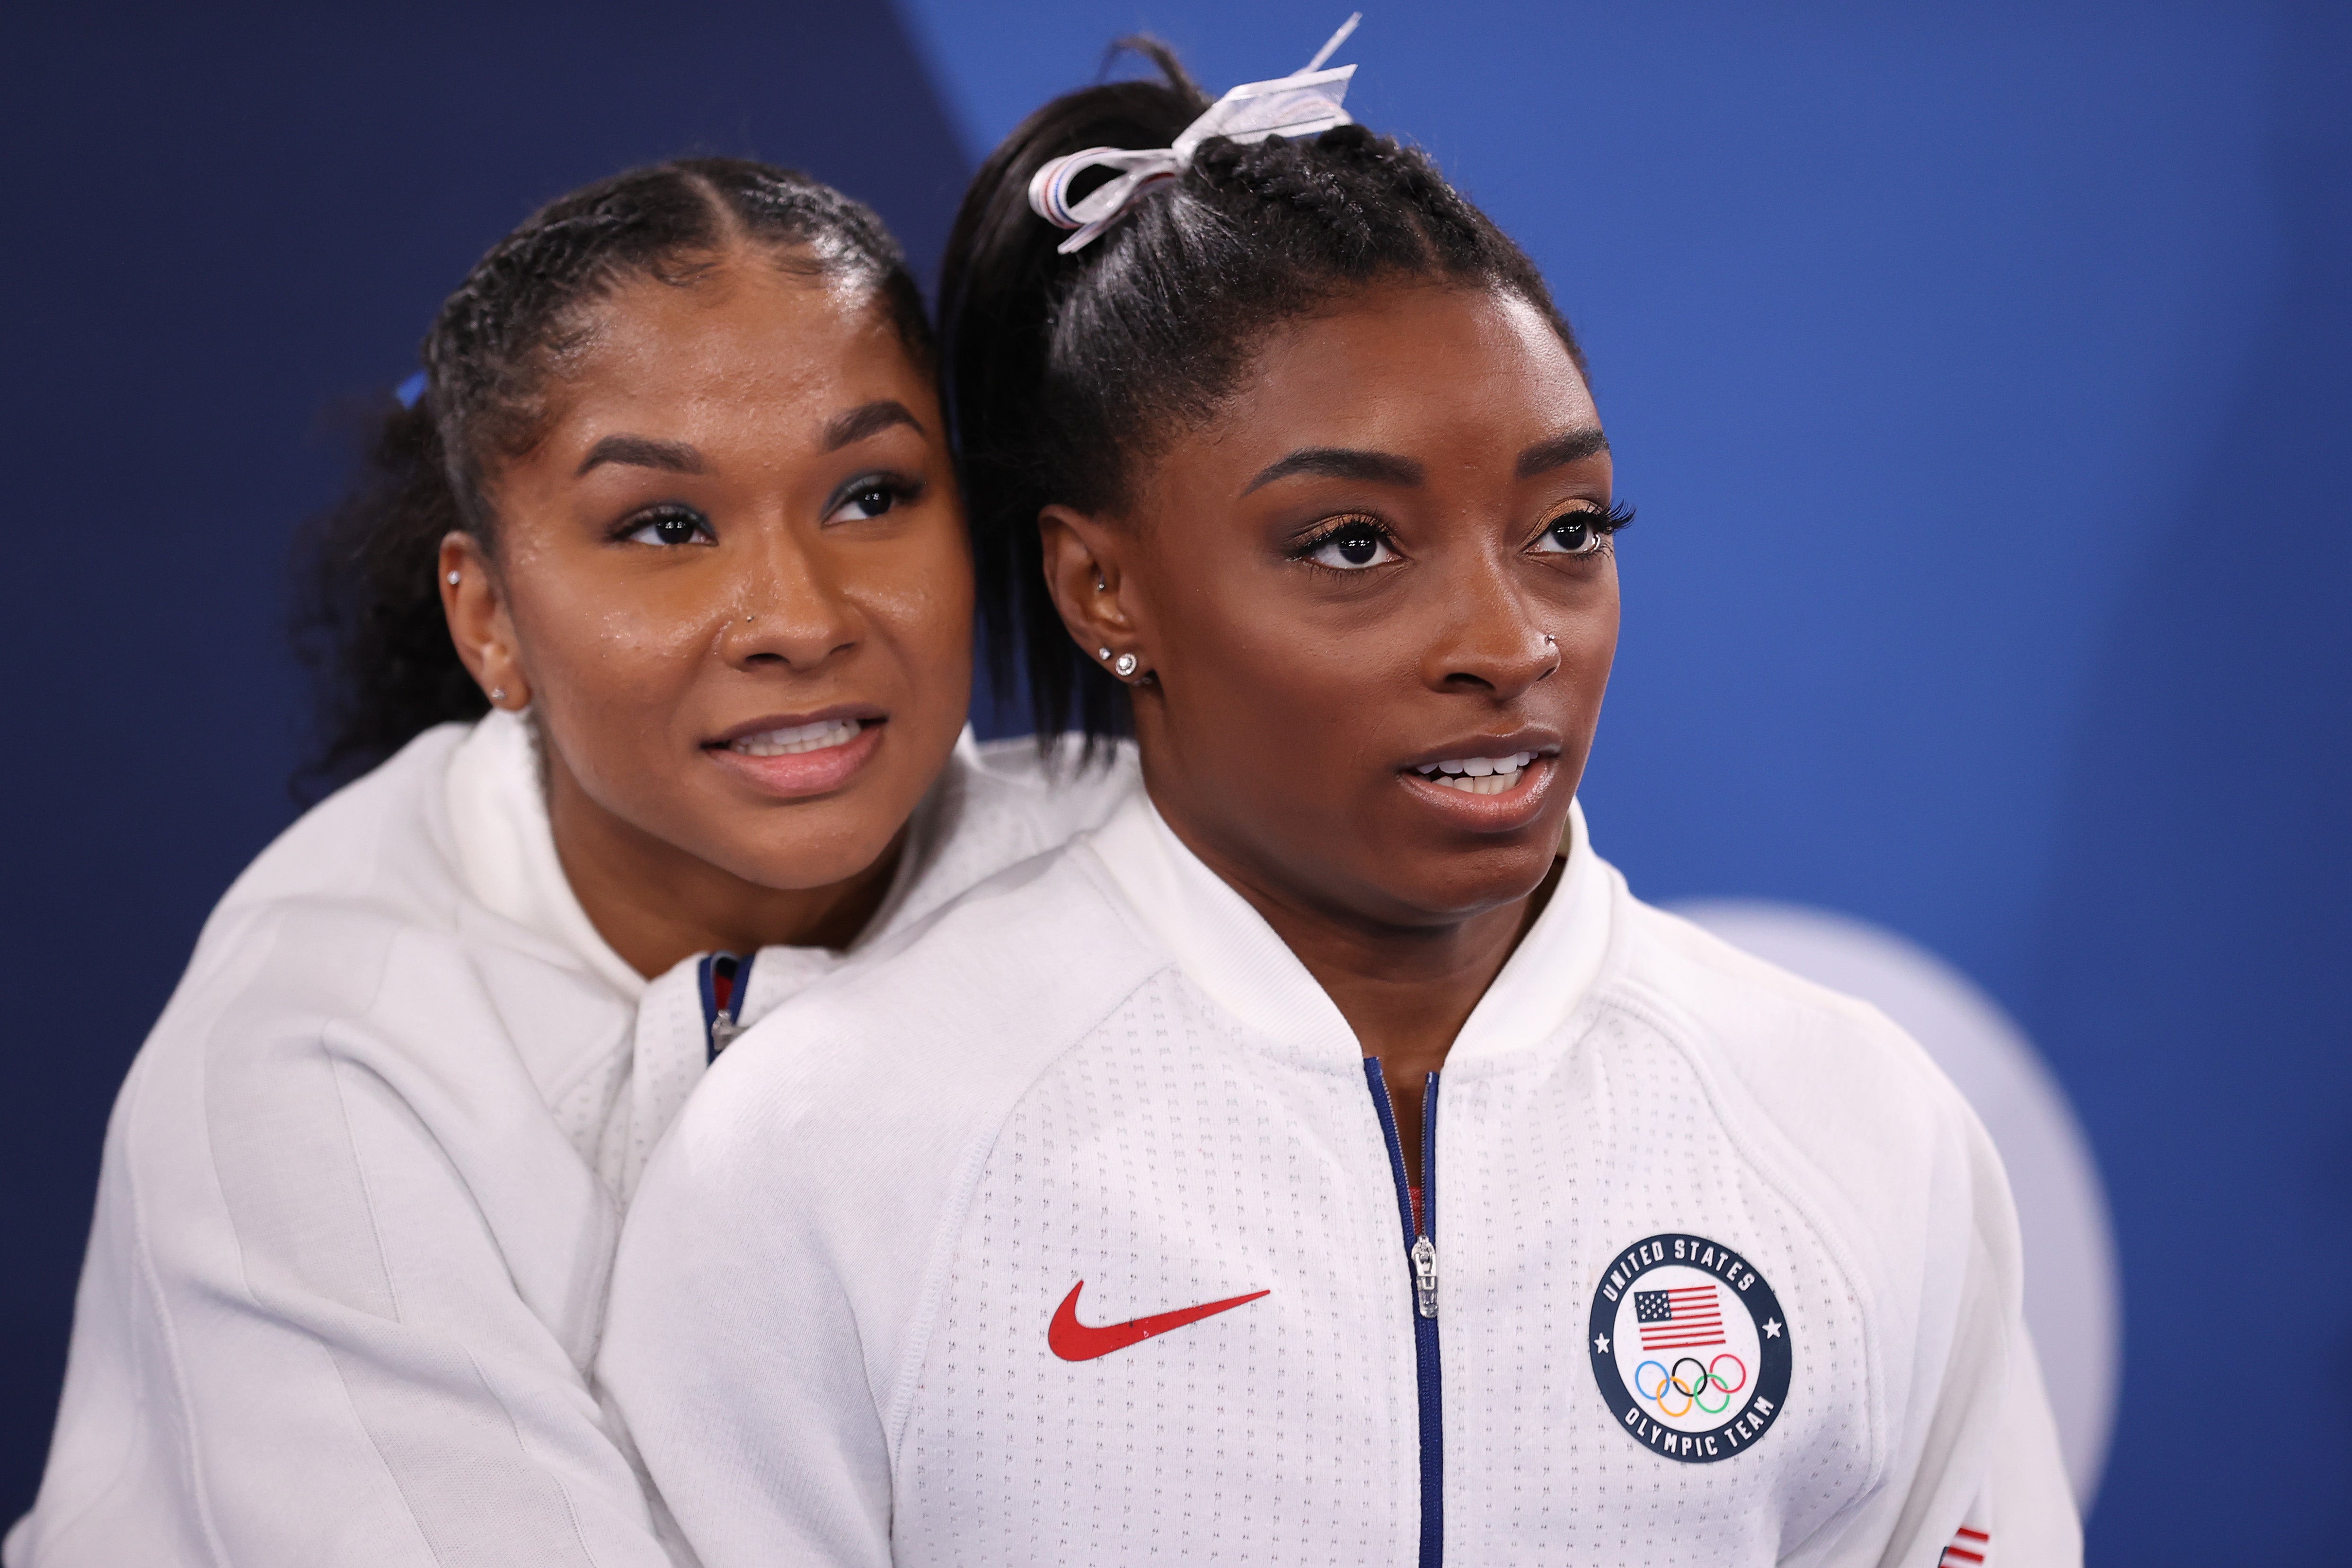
[717,525,862,672]
[1418,551,1559,702]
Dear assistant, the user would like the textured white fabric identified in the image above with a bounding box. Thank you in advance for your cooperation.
[6,719,1139,1568]
[446,709,646,1001]
[603,791,2080,1567]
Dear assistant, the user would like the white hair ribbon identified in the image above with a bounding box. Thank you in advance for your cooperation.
[1027,13,1363,255]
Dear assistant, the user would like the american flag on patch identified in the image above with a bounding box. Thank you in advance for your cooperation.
[1634,1285,1726,1350]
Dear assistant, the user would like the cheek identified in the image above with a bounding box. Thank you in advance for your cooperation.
[848,524,976,668]
[1161,586,1366,753]
[1560,575,1620,673]
[506,558,720,744]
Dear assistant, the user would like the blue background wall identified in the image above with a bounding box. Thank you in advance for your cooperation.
[3,2,2344,1561]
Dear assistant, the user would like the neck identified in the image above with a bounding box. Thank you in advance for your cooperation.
[1157,800,1558,1083]
[545,750,906,981]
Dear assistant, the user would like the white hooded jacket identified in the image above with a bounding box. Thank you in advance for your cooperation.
[601,792,2079,1567]
[7,711,1136,1568]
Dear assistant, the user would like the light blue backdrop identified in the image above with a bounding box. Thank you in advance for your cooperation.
[893,2,2351,1559]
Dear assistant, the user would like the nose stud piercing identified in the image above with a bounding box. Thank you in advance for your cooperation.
[1113,652,1140,679]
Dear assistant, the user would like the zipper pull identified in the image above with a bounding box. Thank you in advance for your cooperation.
[1411,1234,1439,1319]
[707,1014,744,1056]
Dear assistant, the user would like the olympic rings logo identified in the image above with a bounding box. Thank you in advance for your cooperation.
[1635,1354,1748,1418]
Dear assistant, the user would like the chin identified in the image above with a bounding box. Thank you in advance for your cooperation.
[691,797,895,889]
[743,833,900,893]
[1364,838,1563,926]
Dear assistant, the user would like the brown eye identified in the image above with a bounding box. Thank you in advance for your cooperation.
[826,481,907,523]
[1306,522,1397,570]
[621,507,713,547]
[1537,512,1602,556]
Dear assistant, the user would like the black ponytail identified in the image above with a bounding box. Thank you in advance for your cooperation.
[290,396,482,795]
[291,156,932,799]
[939,41,1586,752]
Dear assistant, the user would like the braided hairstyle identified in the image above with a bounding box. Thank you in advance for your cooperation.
[292,156,931,797]
[940,41,1586,749]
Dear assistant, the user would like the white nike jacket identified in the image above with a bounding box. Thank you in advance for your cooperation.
[7,712,1136,1568]
[602,793,2079,1567]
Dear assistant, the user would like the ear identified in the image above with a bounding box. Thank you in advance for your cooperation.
[437,532,531,709]
[1038,504,1152,680]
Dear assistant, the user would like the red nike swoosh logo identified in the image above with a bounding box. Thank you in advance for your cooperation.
[1047,1280,1270,1362]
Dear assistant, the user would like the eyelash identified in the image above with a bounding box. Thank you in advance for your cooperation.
[1288,498,1635,572]
[826,474,925,523]
[607,473,928,548]
[1539,499,1635,553]
[613,504,713,548]
[1288,514,1396,573]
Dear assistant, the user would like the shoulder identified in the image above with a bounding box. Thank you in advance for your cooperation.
[667,843,1167,1196]
[875,732,1141,939]
[148,723,507,1068]
[624,844,1174,1409]
[1613,886,1961,1116]
[210,723,472,933]
[1601,881,2000,1249]
[941,733,1140,857]
[131,723,619,1139]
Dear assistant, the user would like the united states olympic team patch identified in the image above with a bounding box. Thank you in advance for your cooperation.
[1587,1232,1792,1463]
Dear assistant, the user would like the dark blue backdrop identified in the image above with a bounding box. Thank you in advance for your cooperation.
[5,2,2346,1562]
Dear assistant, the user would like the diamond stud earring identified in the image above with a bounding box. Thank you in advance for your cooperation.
[1113,653,1140,679]
[489,687,507,703]
[447,570,461,585]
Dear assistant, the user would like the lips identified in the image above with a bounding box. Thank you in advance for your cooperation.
[726,716,863,757]
[703,708,885,799]
[1414,750,1541,796]
[1396,733,1563,830]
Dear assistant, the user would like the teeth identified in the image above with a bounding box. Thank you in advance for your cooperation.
[1412,751,1539,794]
[730,718,862,756]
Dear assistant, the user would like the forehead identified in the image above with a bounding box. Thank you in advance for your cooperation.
[543,258,920,444]
[1196,284,1596,475]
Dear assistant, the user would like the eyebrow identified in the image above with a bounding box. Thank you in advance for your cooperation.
[822,399,925,452]
[1238,427,1612,496]
[570,401,925,478]
[1517,427,1611,478]
[1242,447,1427,496]
[575,435,706,477]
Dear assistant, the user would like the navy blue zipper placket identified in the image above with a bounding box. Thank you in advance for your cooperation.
[698,952,753,1063]
[1363,1059,1443,1568]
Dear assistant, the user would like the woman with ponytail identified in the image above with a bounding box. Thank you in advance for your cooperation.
[603,35,2078,1568]
[11,158,1133,1568]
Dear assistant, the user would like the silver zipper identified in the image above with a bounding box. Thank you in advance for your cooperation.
[708,1014,744,1056]
[1411,1234,1440,1319]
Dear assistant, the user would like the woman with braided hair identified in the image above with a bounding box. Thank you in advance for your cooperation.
[603,37,2078,1568]
[10,158,1134,1568]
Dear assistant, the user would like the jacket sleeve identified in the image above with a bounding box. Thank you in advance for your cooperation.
[6,921,685,1568]
[1786,1089,2082,1568]
[596,1066,901,1568]
[1926,1335,2081,1568]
